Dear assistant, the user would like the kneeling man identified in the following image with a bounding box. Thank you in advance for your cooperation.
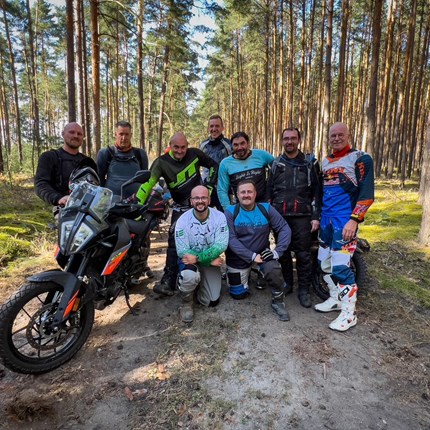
[225,180,292,321]
[175,185,229,323]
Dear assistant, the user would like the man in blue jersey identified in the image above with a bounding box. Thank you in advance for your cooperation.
[314,122,374,332]
[217,131,274,209]
[224,180,292,321]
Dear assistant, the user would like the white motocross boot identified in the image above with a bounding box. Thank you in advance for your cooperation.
[314,274,341,312]
[329,284,358,332]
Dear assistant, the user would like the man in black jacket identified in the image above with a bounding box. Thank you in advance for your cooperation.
[268,127,322,308]
[34,122,95,208]
[200,115,232,211]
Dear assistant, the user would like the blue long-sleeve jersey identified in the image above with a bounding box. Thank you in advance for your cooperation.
[322,149,374,222]
[217,150,274,209]
[225,203,291,269]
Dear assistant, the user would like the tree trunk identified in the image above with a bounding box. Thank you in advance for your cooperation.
[25,0,42,155]
[400,0,417,184]
[66,0,76,122]
[335,0,349,121]
[2,3,23,163]
[364,0,383,157]
[90,0,101,153]
[157,45,170,156]
[418,116,430,245]
[322,0,333,154]
[137,0,145,150]
[75,0,86,153]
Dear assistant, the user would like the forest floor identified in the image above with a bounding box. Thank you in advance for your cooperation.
[0,222,430,430]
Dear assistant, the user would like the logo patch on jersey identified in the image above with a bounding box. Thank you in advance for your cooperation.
[169,158,199,189]
[324,167,345,185]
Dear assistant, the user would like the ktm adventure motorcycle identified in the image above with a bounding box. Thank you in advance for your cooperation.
[0,168,167,374]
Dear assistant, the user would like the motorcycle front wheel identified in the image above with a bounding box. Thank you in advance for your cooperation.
[0,281,94,374]
[312,252,370,301]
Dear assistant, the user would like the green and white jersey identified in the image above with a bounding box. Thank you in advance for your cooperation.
[175,208,229,267]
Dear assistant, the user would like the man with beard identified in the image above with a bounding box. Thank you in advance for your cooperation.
[200,115,232,210]
[268,127,322,308]
[174,185,229,323]
[217,131,274,209]
[35,122,96,208]
[225,180,292,321]
[136,132,219,296]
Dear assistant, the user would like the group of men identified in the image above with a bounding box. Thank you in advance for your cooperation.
[35,115,374,333]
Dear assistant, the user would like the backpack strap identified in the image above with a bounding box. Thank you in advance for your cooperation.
[233,203,270,222]
[233,203,241,222]
[106,146,115,164]
[256,203,270,222]
[132,148,144,169]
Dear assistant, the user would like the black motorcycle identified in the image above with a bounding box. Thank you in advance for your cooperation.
[0,169,167,374]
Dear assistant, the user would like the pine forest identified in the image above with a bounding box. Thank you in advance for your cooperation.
[0,0,429,183]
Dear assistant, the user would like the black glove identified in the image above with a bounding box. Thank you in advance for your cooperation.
[261,249,275,262]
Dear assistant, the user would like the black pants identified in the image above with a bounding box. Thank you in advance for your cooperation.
[162,207,189,286]
[278,216,313,295]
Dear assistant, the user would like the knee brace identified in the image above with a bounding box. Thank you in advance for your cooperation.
[177,264,200,294]
[227,271,249,300]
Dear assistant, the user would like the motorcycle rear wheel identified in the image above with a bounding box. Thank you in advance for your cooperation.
[0,281,94,374]
[312,252,370,301]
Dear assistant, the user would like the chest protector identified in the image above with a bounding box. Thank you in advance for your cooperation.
[106,148,143,196]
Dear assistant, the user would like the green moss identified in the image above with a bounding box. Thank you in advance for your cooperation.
[0,175,53,270]
[375,271,430,308]
[0,233,32,264]
[359,179,430,309]
[361,181,422,244]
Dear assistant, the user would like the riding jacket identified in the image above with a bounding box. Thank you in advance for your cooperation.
[136,148,218,206]
[268,151,322,220]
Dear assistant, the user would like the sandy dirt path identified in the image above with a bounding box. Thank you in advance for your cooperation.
[0,228,429,430]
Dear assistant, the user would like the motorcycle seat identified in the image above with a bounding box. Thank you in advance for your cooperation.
[125,219,149,235]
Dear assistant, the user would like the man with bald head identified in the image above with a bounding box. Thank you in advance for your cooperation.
[137,132,219,296]
[314,122,374,332]
[174,185,228,322]
[35,122,96,207]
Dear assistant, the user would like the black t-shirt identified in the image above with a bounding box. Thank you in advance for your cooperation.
[34,148,94,205]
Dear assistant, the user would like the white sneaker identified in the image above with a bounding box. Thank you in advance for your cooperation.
[314,297,341,313]
[329,311,357,332]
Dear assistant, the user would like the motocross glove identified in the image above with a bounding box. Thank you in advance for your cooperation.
[261,249,275,262]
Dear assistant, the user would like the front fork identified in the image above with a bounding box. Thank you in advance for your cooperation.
[28,252,94,328]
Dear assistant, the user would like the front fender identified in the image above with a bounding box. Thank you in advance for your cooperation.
[28,270,83,326]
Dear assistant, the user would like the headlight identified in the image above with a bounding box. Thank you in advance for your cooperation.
[60,221,95,254]
[60,221,74,251]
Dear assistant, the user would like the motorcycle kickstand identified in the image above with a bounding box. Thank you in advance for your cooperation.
[124,288,137,316]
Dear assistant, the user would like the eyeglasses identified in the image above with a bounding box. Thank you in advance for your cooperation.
[283,137,298,142]
[330,133,346,140]
[191,197,209,202]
